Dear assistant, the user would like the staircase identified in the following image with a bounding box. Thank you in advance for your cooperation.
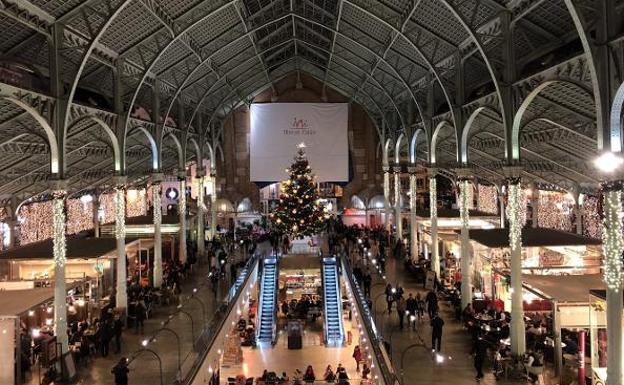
[257,257,278,343]
[322,257,345,346]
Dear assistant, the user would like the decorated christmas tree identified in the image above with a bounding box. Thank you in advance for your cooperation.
[270,143,328,237]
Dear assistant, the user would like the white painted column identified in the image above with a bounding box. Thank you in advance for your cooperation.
[113,178,128,310]
[210,169,218,241]
[458,174,472,310]
[408,167,417,261]
[196,169,205,257]
[383,165,391,231]
[602,187,623,385]
[394,166,402,239]
[178,172,187,264]
[51,183,68,352]
[152,174,163,288]
[428,168,439,276]
[506,170,526,356]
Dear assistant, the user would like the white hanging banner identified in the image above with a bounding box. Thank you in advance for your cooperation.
[250,103,349,182]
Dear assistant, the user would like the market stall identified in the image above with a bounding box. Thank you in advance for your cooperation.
[589,290,623,385]
[466,228,602,308]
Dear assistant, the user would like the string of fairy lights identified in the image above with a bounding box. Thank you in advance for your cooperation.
[537,191,574,232]
[458,179,470,229]
[52,192,66,268]
[582,195,602,238]
[429,177,437,222]
[506,182,523,253]
[601,190,623,290]
[114,187,126,240]
[477,185,498,214]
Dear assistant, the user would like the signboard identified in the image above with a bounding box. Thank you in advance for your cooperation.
[250,103,349,182]
[425,271,436,290]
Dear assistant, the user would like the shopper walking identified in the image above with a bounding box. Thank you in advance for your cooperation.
[385,284,395,313]
[111,357,129,385]
[352,345,363,371]
[471,334,488,381]
[425,289,438,319]
[430,313,445,351]
[406,293,418,330]
[396,295,406,330]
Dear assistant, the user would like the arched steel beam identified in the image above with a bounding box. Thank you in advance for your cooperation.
[126,126,159,171]
[431,120,457,164]
[67,115,122,172]
[410,127,429,164]
[291,13,422,127]
[161,132,184,171]
[122,2,241,140]
[461,105,501,164]
[202,56,383,134]
[341,0,456,130]
[192,54,387,136]
[562,0,616,152]
[0,96,60,174]
[187,31,404,131]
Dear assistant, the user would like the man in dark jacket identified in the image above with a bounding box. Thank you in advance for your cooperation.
[471,335,488,380]
[111,357,129,385]
[406,293,418,330]
[425,290,438,319]
[430,314,445,351]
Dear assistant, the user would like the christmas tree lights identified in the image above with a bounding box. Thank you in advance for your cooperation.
[153,184,162,226]
[270,144,326,237]
[507,182,522,252]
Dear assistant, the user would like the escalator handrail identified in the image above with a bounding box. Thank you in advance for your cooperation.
[271,258,279,344]
[182,252,260,385]
[340,255,400,385]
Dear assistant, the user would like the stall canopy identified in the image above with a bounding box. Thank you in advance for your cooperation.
[466,228,601,248]
[0,282,81,316]
[522,274,604,303]
[0,237,139,260]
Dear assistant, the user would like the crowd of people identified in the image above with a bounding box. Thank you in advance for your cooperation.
[253,361,361,385]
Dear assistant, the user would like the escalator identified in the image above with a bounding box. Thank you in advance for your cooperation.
[322,257,344,346]
[257,257,278,343]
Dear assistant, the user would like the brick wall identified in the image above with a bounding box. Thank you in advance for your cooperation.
[216,73,382,210]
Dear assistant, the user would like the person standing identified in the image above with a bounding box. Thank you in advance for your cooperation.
[100,318,112,357]
[352,345,363,371]
[363,272,372,298]
[425,289,438,319]
[385,284,394,313]
[430,314,445,351]
[134,299,146,334]
[396,295,406,330]
[406,293,418,330]
[111,357,129,385]
[113,315,123,354]
[471,334,488,381]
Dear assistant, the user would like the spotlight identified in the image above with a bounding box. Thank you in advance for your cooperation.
[594,152,624,173]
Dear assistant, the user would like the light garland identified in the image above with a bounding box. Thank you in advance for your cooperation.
[429,177,437,221]
[19,201,53,244]
[0,207,7,249]
[459,179,470,229]
[99,193,115,224]
[153,184,162,226]
[178,179,186,216]
[126,188,147,217]
[52,193,67,267]
[196,176,204,213]
[507,182,522,252]
[601,190,623,290]
[582,195,601,238]
[383,167,390,220]
[114,187,126,240]
[477,184,498,214]
[537,190,573,231]
[66,198,93,235]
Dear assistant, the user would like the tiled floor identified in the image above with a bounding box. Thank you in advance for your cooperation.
[24,257,224,385]
[220,313,362,383]
[370,255,568,385]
